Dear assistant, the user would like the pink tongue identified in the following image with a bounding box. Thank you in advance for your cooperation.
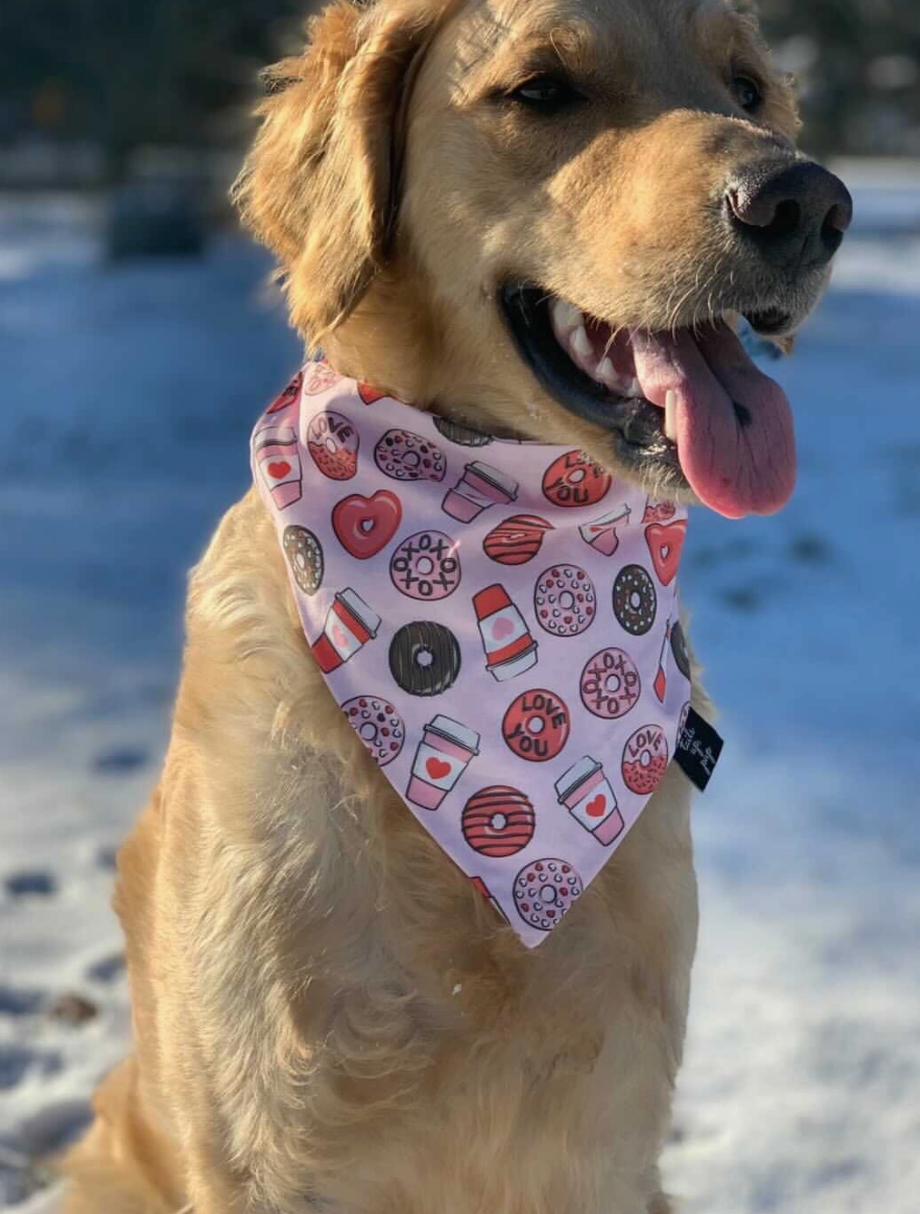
[631,325,796,519]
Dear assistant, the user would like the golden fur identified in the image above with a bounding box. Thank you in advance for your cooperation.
[63,1,809,1210]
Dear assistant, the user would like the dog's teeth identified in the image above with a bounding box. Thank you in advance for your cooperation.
[550,298,583,337]
[571,325,593,360]
[595,357,619,387]
[628,378,642,398]
[665,389,679,441]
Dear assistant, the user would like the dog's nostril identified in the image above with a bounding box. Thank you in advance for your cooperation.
[726,159,853,268]
[767,199,801,239]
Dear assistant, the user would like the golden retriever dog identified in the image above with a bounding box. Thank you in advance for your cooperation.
[62,1,851,1211]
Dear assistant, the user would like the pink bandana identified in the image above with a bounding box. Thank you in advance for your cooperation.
[252,363,692,947]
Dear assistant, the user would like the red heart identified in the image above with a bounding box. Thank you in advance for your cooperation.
[586,794,606,818]
[333,491,402,560]
[426,757,451,780]
[267,460,291,480]
[645,521,687,586]
[358,383,386,405]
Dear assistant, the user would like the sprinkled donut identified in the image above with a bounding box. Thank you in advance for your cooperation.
[613,564,657,636]
[342,696,405,767]
[282,525,324,596]
[513,859,583,932]
[542,450,611,509]
[389,530,461,600]
[642,499,677,524]
[389,621,462,697]
[533,566,596,637]
[306,411,359,480]
[621,724,669,795]
[375,429,447,482]
[462,786,535,858]
[483,515,553,566]
[302,360,340,395]
[580,647,641,719]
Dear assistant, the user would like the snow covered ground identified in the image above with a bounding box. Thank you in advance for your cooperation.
[1,163,919,1212]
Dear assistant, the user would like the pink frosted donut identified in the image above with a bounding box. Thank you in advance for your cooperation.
[533,565,596,637]
[580,647,641,719]
[389,530,461,600]
[513,859,583,932]
[342,696,405,767]
[374,429,447,482]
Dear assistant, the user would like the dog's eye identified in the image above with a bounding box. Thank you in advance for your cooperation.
[732,75,763,112]
[509,75,581,111]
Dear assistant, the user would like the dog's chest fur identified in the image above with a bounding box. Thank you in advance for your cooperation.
[116,489,700,1212]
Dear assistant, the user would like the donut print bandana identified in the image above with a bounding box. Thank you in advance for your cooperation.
[252,363,692,948]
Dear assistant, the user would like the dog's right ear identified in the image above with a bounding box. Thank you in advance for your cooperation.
[234,0,441,345]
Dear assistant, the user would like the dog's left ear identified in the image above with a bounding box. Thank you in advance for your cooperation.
[234,0,444,344]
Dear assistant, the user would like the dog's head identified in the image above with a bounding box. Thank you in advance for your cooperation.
[235,0,851,518]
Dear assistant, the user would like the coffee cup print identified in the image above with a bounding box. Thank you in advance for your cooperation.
[255,424,302,510]
[472,585,538,682]
[555,757,625,846]
[442,462,518,523]
[311,589,381,674]
[406,715,481,810]
[578,503,632,556]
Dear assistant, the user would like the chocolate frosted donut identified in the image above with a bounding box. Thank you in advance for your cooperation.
[433,417,494,447]
[389,621,462,697]
[282,526,324,596]
[613,564,657,636]
[670,620,691,679]
[375,429,447,482]
[534,565,596,637]
[462,786,535,858]
[342,696,405,767]
[513,859,583,932]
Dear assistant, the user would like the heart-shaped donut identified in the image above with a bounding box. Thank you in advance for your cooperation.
[332,491,402,560]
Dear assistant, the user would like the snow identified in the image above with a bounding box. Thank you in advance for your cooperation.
[1,169,919,1211]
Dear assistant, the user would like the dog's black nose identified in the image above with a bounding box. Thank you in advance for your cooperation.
[726,160,853,269]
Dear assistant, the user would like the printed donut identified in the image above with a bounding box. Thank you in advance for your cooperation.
[513,859,583,932]
[579,647,641,719]
[342,696,405,767]
[533,565,596,637]
[613,564,657,636]
[462,786,535,858]
[542,450,611,509]
[389,621,462,697]
[670,620,691,679]
[390,531,461,601]
[642,499,677,524]
[302,360,340,396]
[621,724,669,796]
[502,689,570,762]
[433,417,494,447]
[282,525,324,596]
[265,372,303,415]
[483,515,553,566]
[375,429,447,482]
[307,411,359,480]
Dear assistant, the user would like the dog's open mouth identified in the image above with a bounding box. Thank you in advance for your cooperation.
[501,285,797,519]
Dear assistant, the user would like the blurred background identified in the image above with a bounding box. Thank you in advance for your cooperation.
[0,2,918,1213]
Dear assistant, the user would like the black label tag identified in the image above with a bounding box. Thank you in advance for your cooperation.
[675,707,724,792]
